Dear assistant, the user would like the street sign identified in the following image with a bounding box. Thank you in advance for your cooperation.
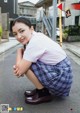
[65,9,71,18]
[57,3,62,10]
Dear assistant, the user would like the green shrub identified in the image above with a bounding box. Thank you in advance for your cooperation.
[62,32,68,41]
[68,25,80,36]
[62,28,69,41]
[63,27,69,34]
[0,25,2,38]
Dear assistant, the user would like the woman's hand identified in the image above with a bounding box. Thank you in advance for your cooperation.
[13,65,24,78]
[13,65,19,77]
[14,48,25,78]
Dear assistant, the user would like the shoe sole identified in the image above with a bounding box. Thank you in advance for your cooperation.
[25,96,52,105]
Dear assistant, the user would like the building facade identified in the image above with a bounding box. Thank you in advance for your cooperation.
[18,1,37,17]
[0,0,18,19]
[35,0,80,37]
[0,0,18,38]
[18,1,37,30]
[35,0,65,37]
[65,0,80,26]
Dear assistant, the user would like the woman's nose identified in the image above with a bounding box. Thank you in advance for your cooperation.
[17,33,22,39]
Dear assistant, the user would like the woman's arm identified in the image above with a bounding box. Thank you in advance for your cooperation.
[16,48,24,65]
[13,48,32,77]
[13,48,24,77]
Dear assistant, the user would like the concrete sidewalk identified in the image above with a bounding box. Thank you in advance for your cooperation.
[0,37,80,58]
[0,37,20,55]
[63,42,80,58]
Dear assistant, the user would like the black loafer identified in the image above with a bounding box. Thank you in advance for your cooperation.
[24,89,37,97]
[25,93,52,104]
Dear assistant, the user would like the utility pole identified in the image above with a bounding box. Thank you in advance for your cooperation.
[52,0,57,41]
[58,0,63,47]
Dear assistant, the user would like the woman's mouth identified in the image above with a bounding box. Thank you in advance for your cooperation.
[20,37,25,42]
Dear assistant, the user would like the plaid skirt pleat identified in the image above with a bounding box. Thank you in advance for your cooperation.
[31,57,73,97]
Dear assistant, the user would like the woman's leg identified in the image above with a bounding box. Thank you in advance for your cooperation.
[24,68,52,104]
[25,69,44,89]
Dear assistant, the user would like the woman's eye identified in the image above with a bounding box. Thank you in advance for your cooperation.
[20,30,24,33]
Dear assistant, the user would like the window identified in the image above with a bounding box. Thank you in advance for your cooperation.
[4,0,8,3]
[75,16,79,25]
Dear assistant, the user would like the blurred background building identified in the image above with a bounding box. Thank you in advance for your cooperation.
[18,1,37,30]
[0,0,18,39]
[0,0,80,42]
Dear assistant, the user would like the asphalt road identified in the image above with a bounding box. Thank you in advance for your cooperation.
[0,45,80,113]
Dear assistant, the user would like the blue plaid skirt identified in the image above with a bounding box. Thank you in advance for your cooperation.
[31,57,73,97]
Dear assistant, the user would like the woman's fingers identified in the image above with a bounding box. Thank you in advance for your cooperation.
[13,65,24,78]
[13,65,19,76]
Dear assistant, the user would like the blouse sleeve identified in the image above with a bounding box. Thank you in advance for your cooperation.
[23,37,46,62]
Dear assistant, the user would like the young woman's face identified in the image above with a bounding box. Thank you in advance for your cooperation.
[12,22,32,45]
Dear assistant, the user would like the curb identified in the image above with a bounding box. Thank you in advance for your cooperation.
[0,43,20,55]
[63,44,80,58]
[67,48,80,58]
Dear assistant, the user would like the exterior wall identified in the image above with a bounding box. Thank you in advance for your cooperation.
[0,0,18,18]
[0,0,18,37]
[18,6,37,17]
[1,13,9,39]
[0,7,2,42]
[49,1,65,18]
[36,7,44,21]
[18,2,37,30]
[36,7,44,32]
[18,2,37,17]
[65,0,80,26]
[0,7,9,39]
[0,7,2,24]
